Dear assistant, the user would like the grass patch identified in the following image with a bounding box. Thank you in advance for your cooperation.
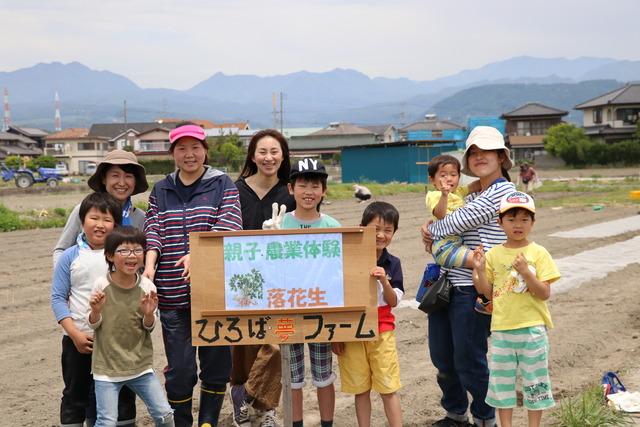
[0,203,69,232]
[535,178,640,208]
[551,384,633,426]
[327,182,425,200]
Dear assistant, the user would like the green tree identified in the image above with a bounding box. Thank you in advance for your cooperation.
[543,123,593,166]
[207,134,246,171]
[4,155,21,169]
[27,155,58,169]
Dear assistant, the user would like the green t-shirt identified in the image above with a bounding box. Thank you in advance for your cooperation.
[281,212,341,229]
[90,274,157,378]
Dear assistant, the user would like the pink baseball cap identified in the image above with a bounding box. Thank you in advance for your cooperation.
[169,124,206,145]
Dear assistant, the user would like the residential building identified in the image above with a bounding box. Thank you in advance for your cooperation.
[45,128,109,174]
[399,115,466,148]
[0,131,42,160]
[289,122,376,158]
[575,82,640,143]
[89,122,179,151]
[7,126,49,149]
[135,128,172,158]
[361,125,399,143]
[501,103,568,162]
[467,117,506,135]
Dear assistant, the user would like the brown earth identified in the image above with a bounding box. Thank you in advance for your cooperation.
[1,191,640,426]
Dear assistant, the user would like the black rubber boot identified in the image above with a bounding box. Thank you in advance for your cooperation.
[168,396,193,427]
[198,383,226,427]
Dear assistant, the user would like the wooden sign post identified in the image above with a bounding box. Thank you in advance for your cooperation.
[190,227,378,346]
[189,227,377,426]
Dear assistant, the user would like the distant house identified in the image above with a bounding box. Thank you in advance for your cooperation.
[467,117,506,135]
[361,125,399,143]
[575,82,640,143]
[206,122,251,138]
[135,128,172,158]
[45,128,109,174]
[7,126,49,149]
[89,122,179,151]
[501,103,568,163]
[0,131,42,160]
[399,115,466,148]
[289,122,376,157]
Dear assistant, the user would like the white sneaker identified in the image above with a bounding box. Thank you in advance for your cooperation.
[259,409,278,427]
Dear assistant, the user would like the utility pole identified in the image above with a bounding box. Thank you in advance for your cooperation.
[272,93,279,130]
[3,87,11,132]
[54,91,62,131]
[279,91,284,134]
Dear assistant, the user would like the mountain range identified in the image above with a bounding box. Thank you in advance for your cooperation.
[0,56,638,130]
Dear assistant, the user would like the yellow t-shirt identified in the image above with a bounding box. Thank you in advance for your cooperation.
[485,242,561,331]
[425,186,469,216]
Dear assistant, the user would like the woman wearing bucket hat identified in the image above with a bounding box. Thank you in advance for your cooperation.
[421,126,515,427]
[230,129,296,427]
[142,123,242,427]
[53,149,149,266]
[51,149,148,427]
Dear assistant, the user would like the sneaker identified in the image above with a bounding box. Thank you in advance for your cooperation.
[432,416,471,427]
[474,297,493,315]
[259,409,278,427]
[230,384,251,427]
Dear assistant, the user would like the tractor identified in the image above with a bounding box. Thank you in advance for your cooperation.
[1,163,63,188]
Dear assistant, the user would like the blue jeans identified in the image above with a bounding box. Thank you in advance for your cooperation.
[94,373,173,427]
[428,285,495,424]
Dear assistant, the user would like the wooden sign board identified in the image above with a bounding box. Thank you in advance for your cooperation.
[190,227,378,346]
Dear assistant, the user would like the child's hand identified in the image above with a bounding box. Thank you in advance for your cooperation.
[175,254,191,280]
[89,291,107,313]
[140,291,158,316]
[471,245,486,271]
[331,342,344,356]
[70,330,94,354]
[370,266,388,282]
[513,253,530,275]
[438,177,452,195]
[421,220,434,253]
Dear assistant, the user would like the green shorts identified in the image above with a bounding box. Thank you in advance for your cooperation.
[486,325,555,410]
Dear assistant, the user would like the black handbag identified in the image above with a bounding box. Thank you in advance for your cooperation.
[418,272,452,314]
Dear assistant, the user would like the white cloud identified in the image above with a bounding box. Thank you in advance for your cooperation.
[0,0,638,88]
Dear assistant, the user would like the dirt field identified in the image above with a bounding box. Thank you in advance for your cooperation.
[1,190,640,426]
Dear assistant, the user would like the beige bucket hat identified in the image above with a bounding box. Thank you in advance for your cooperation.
[87,150,149,195]
[461,126,513,177]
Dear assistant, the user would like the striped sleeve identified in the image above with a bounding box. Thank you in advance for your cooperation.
[144,187,163,256]
[428,181,515,239]
[212,176,243,231]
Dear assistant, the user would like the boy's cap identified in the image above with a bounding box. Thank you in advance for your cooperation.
[499,191,536,214]
[169,124,206,145]
[461,126,513,177]
[290,158,328,178]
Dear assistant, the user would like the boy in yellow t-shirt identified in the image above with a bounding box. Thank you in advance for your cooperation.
[426,154,479,268]
[471,191,560,427]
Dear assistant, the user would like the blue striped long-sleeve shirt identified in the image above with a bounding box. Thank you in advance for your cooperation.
[428,179,515,286]
[144,167,243,309]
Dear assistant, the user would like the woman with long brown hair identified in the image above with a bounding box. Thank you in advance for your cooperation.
[231,129,295,427]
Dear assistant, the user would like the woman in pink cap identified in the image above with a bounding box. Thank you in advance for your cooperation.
[143,123,243,426]
[421,126,515,427]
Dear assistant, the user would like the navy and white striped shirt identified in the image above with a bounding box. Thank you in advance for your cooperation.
[428,180,515,287]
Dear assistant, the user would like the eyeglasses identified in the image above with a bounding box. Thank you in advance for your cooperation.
[115,248,144,256]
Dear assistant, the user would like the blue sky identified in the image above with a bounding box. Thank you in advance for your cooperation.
[2,0,639,89]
